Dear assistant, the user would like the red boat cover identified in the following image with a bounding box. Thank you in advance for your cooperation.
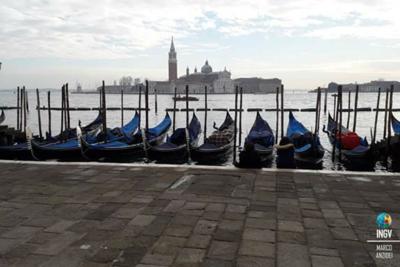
[336,132,360,150]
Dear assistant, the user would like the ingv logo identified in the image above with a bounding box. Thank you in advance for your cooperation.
[376,212,392,239]
[374,212,394,259]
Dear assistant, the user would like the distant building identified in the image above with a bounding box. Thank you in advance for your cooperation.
[174,61,233,94]
[234,78,282,94]
[327,80,400,92]
[150,37,235,94]
[97,38,283,94]
[96,83,143,94]
[76,83,83,93]
[151,38,281,94]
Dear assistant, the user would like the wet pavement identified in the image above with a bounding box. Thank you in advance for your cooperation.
[0,161,399,266]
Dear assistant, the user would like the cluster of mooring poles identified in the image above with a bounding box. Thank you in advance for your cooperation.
[16,86,29,133]
[1,82,400,172]
[327,84,397,170]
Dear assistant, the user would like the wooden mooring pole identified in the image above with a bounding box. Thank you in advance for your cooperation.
[121,90,124,128]
[280,84,284,139]
[19,87,24,131]
[239,87,243,147]
[233,86,238,164]
[66,83,70,129]
[346,91,351,129]
[99,86,102,110]
[318,88,322,132]
[353,85,359,132]
[386,85,394,161]
[47,91,52,137]
[173,87,177,131]
[64,84,68,130]
[333,94,337,122]
[21,86,25,131]
[204,86,208,143]
[36,89,43,139]
[338,86,343,160]
[383,88,389,139]
[332,87,341,162]
[324,86,328,114]
[23,87,27,132]
[317,88,321,133]
[185,85,189,128]
[275,87,279,144]
[138,85,142,129]
[145,80,149,131]
[102,81,107,143]
[17,87,20,131]
[314,87,321,134]
[25,88,29,113]
[372,88,381,144]
[60,85,65,134]
[154,88,158,114]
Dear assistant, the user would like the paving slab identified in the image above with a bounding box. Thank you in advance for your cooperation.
[186,234,211,248]
[239,240,275,258]
[236,256,275,267]
[242,228,275,242]
[0,162,398,266]
[175,248,206,263]
[208,241,239,260]
[34,231,85,256]
[311,255,344,267]
[277,243,310,267]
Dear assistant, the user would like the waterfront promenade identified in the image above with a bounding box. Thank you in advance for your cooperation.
[0,161,399,266]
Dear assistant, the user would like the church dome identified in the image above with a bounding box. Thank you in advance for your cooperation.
[201,60,212,74]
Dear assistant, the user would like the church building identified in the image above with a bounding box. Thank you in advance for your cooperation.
[152,38,234,94]
[150,38,281,94]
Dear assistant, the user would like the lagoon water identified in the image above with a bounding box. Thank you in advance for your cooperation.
[1,89,398,171]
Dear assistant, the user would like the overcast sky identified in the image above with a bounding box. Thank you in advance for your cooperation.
[0,0,400,90]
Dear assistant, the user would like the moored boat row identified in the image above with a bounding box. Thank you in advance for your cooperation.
[2,107,400,170]
[1,83,399,171]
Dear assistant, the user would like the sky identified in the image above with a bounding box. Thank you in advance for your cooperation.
[0,0,400,90]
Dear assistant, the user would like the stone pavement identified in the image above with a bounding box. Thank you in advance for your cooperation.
[0,162,399,267]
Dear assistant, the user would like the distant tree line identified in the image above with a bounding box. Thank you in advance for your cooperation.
[119,76,141,86]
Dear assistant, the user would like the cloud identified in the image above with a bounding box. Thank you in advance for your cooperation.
[0,0,399,60]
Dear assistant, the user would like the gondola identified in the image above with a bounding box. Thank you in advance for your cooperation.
[191,112,234,164]
[389,113,400,170]
[287,111,324,167]
[30,112,104,160]
[0,110,5,125]
[375,113,400,166]
[242,112,274,164]
[0,140,31,160]
[80,113,171,161]
[45,112,103,142]
[149,113,201,163]
[325,114,374,168]
[0,129,32,160]
[391,113,400,136]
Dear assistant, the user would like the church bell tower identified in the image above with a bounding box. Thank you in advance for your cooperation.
[168,37,177,81]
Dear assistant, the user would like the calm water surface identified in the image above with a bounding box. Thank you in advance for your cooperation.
[1,89,398,172]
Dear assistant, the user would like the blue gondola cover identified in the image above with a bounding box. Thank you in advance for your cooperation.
[245,112,274,147]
